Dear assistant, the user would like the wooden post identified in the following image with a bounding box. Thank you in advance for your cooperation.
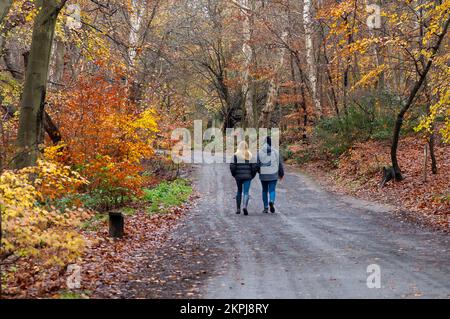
[109,211,124,238]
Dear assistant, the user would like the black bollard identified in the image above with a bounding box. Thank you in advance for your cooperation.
[109,211,124,238]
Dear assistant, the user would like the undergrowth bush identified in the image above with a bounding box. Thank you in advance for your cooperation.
[142,179,192,214]
[312,93,419,158]
[0,160,91,267]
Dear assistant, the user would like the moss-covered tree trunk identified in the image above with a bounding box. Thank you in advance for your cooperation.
[0,0,12,24]
[14,0,65,169]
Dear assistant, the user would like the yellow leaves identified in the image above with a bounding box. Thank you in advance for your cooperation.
[415,87,450,143]
[414,0,450,143]
[322,0,354,19]
[346,38,374,55]
[386,12,398,24]
[0,159,90,267]
[0,170,38,210]
[0,72,22,106]
[102,107,158,164]
[43,144,66,161]
[19,159,89,200]
[421,0,450,45]
[350,64,387,92]
[130,109,159,132]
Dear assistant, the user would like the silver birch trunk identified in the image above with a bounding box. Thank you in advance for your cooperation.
[129,0,144,65]
[303,0,322,116]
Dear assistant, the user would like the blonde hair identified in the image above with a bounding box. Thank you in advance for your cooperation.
[235,141,252,161]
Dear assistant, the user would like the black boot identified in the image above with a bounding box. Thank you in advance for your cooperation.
[243,195,249,215]
[269,202,275,213]
[236,197,241,214]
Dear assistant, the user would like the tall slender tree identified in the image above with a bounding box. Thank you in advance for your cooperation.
[302,0,322,117]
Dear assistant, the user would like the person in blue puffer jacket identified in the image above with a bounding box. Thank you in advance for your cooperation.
[257,136,284,213]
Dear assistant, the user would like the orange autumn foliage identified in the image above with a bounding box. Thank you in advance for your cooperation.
[48,71,158,196]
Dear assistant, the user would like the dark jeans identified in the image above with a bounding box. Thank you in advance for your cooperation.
[236,179,252,209]
[261,180,277,208]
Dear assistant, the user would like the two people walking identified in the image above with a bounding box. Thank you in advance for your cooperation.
[230,137,284,215]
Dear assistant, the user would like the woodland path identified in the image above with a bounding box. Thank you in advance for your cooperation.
[124,161,450,298]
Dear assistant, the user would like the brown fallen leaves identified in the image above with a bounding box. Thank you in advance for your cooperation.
[1,195,198,299]
[75,208,185,298]
[300,136,449,232]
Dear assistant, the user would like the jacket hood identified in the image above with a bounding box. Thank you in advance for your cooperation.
[260,142,273,154]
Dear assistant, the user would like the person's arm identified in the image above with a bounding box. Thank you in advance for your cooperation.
[251,162,259,178]
[230,155,237,176]
[256,154,261,174]
[278,153,284,179]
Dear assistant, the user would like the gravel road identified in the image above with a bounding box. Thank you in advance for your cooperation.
[124,161,449,299]
[181,161,450,298]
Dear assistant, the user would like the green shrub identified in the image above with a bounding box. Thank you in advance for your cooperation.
[294,150,312,165]
[80,186,136,211]
[51,185,136,212]
[58,291,91,299]
[122,207,137,216]
[280,146,294,160]
[312,93,404,158]
[142,179,192,214]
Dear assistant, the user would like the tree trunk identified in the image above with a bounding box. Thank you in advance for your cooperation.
[299,76,308,140]
[428,132,437,174]
[129,0,144,64]
[390,15,450,180]
[342,13,354,116]
[50,38,65,87]
[259,31,288,128]
[372,0,385,94]
[425,87,438,175]
[290,54,301,125]
[418,1,437,175]
[14,0,65,169]
[0,0,12,24]
[302,0,322,117]
[239,0,255,128]
[0,0,12,72]
[2,49,62,146]
[319,23,339,116]
[291,52,310,139]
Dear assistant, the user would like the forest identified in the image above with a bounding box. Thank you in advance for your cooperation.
[0,0,449,298]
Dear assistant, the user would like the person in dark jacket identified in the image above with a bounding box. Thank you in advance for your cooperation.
[257,136,284,213]
[230,141,258,215]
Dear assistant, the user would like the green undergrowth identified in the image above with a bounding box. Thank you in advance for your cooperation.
[142,179,192,214]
